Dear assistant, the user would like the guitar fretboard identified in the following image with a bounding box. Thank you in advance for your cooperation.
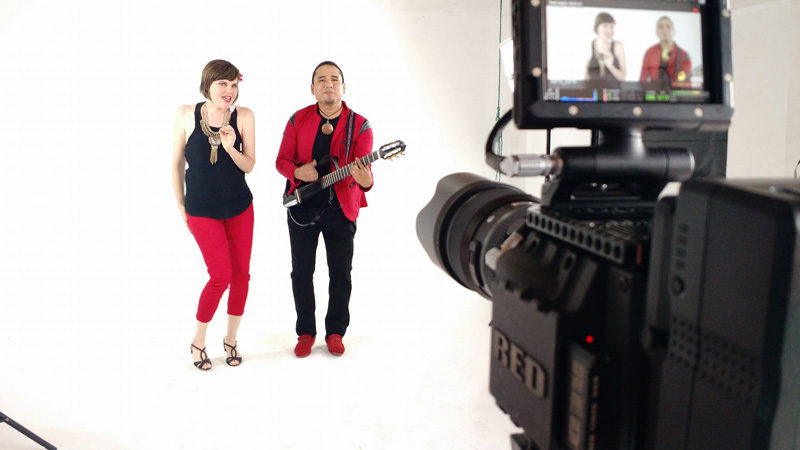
[319,151,380,189]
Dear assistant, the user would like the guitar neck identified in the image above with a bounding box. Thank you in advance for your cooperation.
[319,151,380,189]
[284,140,404,208]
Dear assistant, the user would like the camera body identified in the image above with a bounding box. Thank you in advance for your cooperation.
[417,172,800,449]
[416,0,800,448]
[485,177,800,449]
[487,199,652,449]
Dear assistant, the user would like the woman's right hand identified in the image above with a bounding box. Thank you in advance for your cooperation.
[294,161,318,182]
[179,205,189,230]
[594,41,611,61]
[596,50,612,65]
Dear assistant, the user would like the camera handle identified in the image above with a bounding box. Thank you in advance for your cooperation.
[486,109,695,218]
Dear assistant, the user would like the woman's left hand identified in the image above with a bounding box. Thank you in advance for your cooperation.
[220,125,236,153]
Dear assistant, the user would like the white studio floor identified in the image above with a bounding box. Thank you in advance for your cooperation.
[0,230,521,449]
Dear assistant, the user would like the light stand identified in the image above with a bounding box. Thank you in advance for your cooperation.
[0,410,57,450]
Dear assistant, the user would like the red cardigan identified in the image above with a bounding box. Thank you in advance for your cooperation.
[639,43,692,83]
[276,101,374,221]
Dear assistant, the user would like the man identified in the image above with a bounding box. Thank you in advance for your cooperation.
[276,61,374,357]
[639,16,692,89]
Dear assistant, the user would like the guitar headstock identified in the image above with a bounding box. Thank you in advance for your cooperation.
[378,140,406,160]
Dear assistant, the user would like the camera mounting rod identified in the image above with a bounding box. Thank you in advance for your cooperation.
[486,109,696,216]
[487,109,694,181]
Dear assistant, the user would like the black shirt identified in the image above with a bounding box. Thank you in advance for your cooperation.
[184,102,253,219]
[297,111,341,210]
[587,39,622,89]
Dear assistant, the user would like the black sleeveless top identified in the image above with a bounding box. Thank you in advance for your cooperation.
[184,102,253,219]
[587,40,621,88]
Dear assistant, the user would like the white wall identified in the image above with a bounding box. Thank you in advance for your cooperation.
[2,0,789,291]
[0,1,521,448]
[727,0,800,178]
[790,0,800,175]
[0,0,511,283]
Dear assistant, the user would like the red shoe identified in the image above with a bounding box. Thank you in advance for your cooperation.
[325,334,345,356]
[294,335,315,357]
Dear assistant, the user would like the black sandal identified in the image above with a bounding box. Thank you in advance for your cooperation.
[190,343,212,371]
[223,340,242,366]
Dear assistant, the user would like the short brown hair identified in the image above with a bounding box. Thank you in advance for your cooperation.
[594,12,615,32]
[199,59,241,100]
[311,61,344,84]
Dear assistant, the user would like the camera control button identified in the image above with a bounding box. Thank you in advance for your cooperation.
[671,276,686,296]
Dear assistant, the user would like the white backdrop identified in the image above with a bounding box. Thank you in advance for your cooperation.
[0,1,521,449]
[0,0,796,449]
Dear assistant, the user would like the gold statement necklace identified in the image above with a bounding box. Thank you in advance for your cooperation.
[199,102,231,164]
[319,104,343,135]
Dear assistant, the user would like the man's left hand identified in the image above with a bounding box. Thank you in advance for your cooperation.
[351,159,372,188]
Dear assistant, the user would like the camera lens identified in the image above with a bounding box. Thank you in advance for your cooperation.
[416,173,537,298]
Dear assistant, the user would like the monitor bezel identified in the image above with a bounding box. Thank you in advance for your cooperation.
[512,0,733,130]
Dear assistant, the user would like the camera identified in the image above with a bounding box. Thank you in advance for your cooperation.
[417,1,800,449]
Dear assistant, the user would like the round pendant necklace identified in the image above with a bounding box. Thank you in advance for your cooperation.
[199,102,231,164]
[319,104,343,135]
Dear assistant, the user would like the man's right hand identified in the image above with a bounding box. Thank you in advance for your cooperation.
[294,160,318,182]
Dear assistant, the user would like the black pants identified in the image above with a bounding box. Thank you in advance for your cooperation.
[287,206,356,337]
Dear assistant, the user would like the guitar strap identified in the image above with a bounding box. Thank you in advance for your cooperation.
[344,110,356,162]
[289,109,357,227]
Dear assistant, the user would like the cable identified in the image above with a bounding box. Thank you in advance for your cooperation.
[494,0,504,181]
[545,128,552,182]
[486,109,513,172]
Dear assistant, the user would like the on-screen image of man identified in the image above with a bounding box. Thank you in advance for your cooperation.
[639,16,693,90]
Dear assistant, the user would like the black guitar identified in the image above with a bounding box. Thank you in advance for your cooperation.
[283,140,406,208]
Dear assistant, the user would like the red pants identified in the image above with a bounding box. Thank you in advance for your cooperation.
[186,204,254,323]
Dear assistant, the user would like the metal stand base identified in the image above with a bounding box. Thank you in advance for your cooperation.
[0,411,56,450]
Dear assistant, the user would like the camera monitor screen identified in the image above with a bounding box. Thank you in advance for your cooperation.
[544,0,707,103]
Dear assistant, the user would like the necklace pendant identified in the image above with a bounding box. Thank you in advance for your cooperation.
[208,135,221,146]
[321,121,334,135]
[210,145,219,165]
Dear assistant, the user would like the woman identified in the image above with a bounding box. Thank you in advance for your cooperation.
[171,60,256,370]
[586,12,627,87]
